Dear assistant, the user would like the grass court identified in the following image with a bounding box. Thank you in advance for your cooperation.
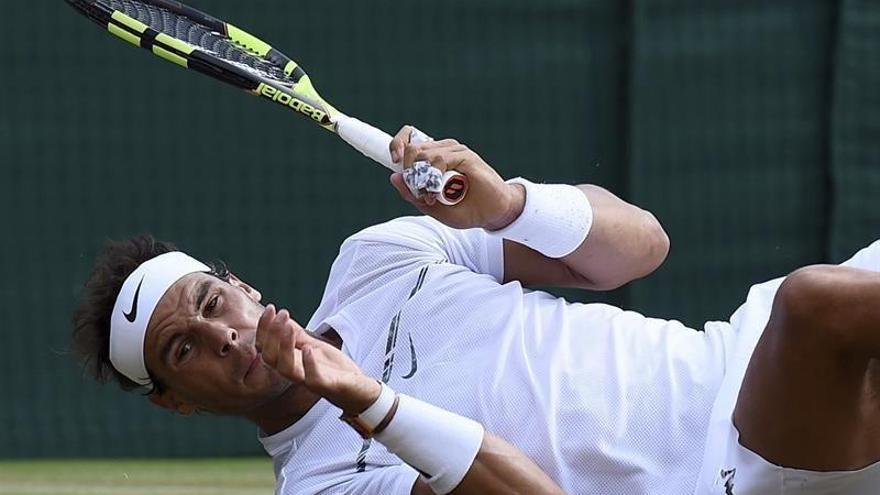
[0,458,274,495]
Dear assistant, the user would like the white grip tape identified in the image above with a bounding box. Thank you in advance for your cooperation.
[376,394,484,495]
[335,115,401,173]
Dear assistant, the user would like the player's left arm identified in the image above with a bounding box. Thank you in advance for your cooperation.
[257,306,567,495]
[389,127,669,291]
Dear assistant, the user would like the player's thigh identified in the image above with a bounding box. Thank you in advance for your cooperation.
[732,277,875,471]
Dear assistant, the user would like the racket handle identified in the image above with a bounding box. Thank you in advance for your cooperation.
[335,116,468,206]
[336,115,400,173]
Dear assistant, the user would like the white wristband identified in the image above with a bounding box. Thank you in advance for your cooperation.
[490,177,593,258]
[358,382,396,429]
[375,394,485,495]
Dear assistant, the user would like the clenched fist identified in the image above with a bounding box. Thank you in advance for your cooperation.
[389,126,525,231]
[255,304,381,416]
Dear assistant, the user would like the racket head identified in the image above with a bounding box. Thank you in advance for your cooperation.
[65,0,340,131]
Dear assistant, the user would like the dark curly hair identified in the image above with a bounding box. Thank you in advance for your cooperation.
[72,234,229,393]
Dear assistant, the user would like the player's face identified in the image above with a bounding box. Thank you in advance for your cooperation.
[143,272,290,416]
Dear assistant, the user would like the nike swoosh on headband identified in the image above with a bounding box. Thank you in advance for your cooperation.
[124,276,145,323]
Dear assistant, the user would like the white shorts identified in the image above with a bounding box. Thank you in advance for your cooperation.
[698,416,880,495]
[694,240,880,495]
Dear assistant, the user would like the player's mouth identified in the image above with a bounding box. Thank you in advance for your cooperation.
[242,351,262,383]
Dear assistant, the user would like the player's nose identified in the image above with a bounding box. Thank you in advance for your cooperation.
[198,322,239,357]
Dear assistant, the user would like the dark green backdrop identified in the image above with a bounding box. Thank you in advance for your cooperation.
[1,0,877,458]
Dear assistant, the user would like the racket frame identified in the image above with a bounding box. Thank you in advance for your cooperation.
[68,0,338,130]
[65,0,469,205]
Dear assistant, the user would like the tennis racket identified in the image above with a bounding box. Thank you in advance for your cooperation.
[65,0,468,205]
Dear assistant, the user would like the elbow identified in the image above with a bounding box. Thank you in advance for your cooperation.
[641,211,670,275]
[571,212,669,291]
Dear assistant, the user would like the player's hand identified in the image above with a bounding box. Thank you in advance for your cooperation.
[255,304,381,415]
[389,125,525,231]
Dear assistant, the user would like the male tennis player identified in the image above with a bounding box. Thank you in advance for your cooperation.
[73,126,880,494]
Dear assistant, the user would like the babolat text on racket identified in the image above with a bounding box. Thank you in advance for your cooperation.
[65,0,468,205]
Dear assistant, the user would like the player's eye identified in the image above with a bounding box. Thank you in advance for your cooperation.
[205,295,220,315]
[177,341,192,361]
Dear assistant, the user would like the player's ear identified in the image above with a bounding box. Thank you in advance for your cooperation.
[228,273,261,302]
[148,391,196,416]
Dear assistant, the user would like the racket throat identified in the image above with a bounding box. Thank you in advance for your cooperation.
[254,82,337,130]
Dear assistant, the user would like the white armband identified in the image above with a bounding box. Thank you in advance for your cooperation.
[490,177,593,258]
[375,394,484,495]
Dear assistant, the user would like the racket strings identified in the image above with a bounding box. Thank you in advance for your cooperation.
[106,0,293,85]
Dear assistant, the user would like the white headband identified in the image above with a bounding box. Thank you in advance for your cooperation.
[110,251,210,386]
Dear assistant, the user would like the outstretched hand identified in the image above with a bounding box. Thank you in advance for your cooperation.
[255,304,381,415]
[389,125,525,231]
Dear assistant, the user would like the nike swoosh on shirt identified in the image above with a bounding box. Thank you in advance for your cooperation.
[401,333,418,379]
[357,265,430,473]
[382,265,429,382]
[124,276,145,323]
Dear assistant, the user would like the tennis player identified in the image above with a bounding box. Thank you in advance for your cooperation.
[73,126,880,494]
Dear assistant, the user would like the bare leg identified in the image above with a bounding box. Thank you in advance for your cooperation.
[734,265,880,470]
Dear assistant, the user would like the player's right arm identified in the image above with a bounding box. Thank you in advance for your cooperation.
[388,126,669,291]
[256,305,565,495]
[498,184,668,290]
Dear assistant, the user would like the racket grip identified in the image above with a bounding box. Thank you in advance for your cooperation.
[336,116,468,206]
[336,115,400,173]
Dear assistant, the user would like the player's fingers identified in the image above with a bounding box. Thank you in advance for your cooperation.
[266,309,293,368]
[390,173,438,212]
[416,150,453,206]
[402,141,425,170]
[255,304,276,353]
[422,151,470,207]
[263,329,283,369]
[291,348,306,382]
[441,150,473,173]
[258,304,275,330]
[414,138,459,150]
[303,329,327,348]
[290,319,313,348]
[274,308,291,330]
[390,126,414,164]
[274,309,293,343]
[402,139,464,170]
[261,337,278,368]
[301,344,326,391]
[279,335,305,383]
[276,327,292,360]
[445,144,469,154]
[390,172,420,204]
[415,150,449,173]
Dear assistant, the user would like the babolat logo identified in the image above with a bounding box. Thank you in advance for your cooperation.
[257,82,328,124]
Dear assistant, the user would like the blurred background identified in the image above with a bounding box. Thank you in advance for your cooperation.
[1,0,878,465]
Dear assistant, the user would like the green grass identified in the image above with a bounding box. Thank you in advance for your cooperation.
[0,458,275,495]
